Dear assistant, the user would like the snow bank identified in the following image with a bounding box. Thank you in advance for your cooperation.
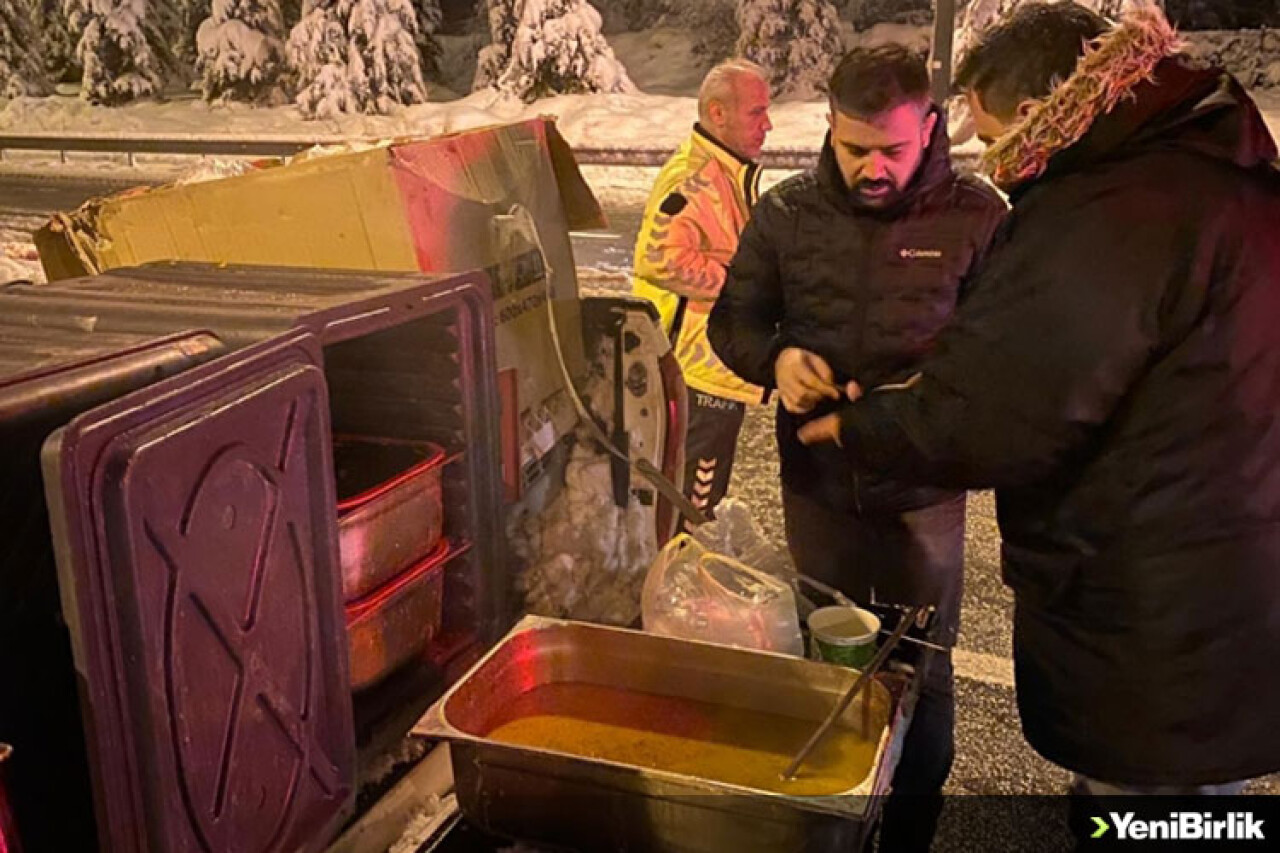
[0,86,832,152]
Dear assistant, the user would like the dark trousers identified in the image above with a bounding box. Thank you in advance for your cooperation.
[783,487,966,853]
[682,390,746,517]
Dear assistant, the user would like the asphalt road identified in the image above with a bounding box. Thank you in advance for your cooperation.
[0,171,143,213]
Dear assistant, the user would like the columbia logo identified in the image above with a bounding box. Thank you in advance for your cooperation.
[899,248,943,260]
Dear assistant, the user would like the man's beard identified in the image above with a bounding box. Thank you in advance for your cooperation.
[850,178,901,208]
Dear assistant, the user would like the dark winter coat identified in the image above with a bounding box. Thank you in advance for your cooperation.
[837,28,1280,784]
[708,111,1006,517]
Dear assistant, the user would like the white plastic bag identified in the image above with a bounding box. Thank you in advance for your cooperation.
[641,534,804,656]
[688,498,818,620]
[689,498,793,579]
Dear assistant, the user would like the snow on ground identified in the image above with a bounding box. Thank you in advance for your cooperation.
[0,87,830,155]
[0,252,40,283]
[1,218,44,282]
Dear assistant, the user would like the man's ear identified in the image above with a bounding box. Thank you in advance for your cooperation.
[826,108,835,133]
[921,108,939,146]
[707,99,726,128]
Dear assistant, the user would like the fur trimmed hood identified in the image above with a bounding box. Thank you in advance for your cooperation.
[982,2,1185,190]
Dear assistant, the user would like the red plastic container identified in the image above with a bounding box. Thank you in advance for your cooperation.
[335,437,446,602]
[345,539,468,692]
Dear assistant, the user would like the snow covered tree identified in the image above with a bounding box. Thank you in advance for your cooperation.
[1,0,52,97]
[736,0,843,99]
[67,0,164,104]
[150,0,186,79]
[413,0,442,80]
[197,0,287,102]
[285,0,347,115]
[492,0,636,102]
[286,0,428,119]
[42,0,82,83]
[472,0,518,91]
[347,0,427,108]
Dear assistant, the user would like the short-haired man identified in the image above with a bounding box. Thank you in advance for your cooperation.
[709,45,1005,849]
[632,59,772,517]
[798,1,1280,814]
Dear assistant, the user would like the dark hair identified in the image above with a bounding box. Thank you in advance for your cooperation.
[828,44,931,118]
[955,2,1109,120]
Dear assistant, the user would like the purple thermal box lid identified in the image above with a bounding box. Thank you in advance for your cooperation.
[42,330,355,853]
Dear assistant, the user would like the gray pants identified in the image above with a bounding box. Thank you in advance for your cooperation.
[783,487,966,853]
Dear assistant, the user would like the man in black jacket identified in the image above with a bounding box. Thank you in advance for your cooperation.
[799,2,1280,806]
[708,45,1005,849]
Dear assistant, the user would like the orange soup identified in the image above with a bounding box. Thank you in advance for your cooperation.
[484,682,877,796]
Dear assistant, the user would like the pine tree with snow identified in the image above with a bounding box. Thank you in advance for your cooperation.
[150,0,187,81]
[736,0,843,100]
[197,0,287,102]
[493,0,636,102]
[347,0,427,109]
[42,0,82,83]
[286,0,427,119]
[1,0,52,97]
[473,0,517,91]
[285,0,348,116]
[67,0,163,104]
[413,0,442,80]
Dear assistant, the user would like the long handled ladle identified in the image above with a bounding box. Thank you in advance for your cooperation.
[781,604,926,781]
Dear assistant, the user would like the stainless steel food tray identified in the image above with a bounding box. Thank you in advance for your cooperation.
[415,616,914,853]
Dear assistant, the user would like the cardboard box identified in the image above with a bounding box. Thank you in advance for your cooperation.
[35,119,606,498]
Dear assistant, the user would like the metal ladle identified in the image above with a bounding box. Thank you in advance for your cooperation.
[781,604,926,781]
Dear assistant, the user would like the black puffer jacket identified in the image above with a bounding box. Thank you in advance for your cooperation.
[708,112,1005,514]
[839,58,1280,784]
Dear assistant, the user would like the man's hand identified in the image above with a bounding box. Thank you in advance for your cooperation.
[798,414,843,446]
[775,347,841,414]
[798,382,862,446]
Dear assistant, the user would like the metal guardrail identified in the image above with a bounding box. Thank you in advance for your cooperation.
[0,134,316,158]
[0,133,821,170]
